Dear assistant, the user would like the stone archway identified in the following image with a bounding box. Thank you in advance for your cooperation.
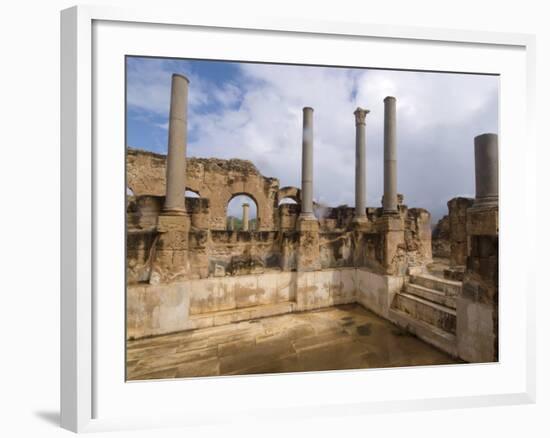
[277,186,301,205]
[226,193,259,231]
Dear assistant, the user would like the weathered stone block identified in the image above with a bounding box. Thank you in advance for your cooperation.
[467,207,498,236]
[356,269,403,318]
[297,218,321,272]
[188,277,236,314]
[126,283,190,339]
[276,271,296,302]
[157,214,190,232]
[456,297,497,363]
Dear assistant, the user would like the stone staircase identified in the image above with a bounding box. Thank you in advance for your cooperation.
[389,273,461,357]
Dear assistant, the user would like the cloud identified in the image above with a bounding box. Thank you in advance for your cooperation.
[126,58,498,223]
[126,57,241,116]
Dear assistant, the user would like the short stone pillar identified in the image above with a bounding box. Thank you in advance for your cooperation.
[375,215,406,276]
[383,96,398,215]
[242,203,249,231]
[228,216,234,231]
[473,133,499,209]
[300,107,315,220]
[354,107,370,223]
[163,74,189,215]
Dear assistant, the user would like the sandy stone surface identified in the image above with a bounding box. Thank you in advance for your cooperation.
[126,304,460,380]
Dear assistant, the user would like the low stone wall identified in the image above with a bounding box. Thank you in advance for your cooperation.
[127,267,399,340]
[357,270,404,318]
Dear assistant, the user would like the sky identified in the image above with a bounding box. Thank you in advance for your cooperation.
[126,56,498,223]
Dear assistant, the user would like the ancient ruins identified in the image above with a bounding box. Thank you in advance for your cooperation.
[126,73,499,377]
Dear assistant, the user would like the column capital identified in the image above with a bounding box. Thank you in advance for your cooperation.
[354,107,370,125]
[172,73,190,83]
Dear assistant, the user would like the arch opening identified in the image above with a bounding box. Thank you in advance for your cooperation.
[185,189,200,198]
[226,194,258,231]
[278,197,298,206]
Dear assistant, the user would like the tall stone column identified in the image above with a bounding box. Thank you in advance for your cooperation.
[354,107,369,222]
[297,106,320,272]
[163,74,189,215]
[300,107,315,220]
[383,96,398,214]
[473,133,498,208]
[152,73,192,283]
[456,133,499,362]
[242,203,249,231]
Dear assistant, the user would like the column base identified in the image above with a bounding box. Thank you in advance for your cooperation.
[151,214,191,284]
[467,205,498,236]
[298,212,317,222]
[472,196,498,210]
[375,215,405,275]
[352,216,370,231]
[375,214,403,232]
[161,207,187,216]
[157,213,190,233]
[297,216,320,271]
[382,209,399,217]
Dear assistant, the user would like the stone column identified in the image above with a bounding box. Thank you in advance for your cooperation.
[297,107,320,271]
[242,203,249,231]
[473,133,498,208]
[300,107,315,219]
[163,74,189,215]
[228,216,234,231]
[383,96,398,214]
[152,73,192,283]
[354,107,369,221]
[456,133,499,362]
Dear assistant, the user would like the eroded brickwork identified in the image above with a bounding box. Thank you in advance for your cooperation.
[126,149,432,284]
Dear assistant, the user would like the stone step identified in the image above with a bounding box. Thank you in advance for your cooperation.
[391,292,456,334]
[404,283,456,309]
[388,308,458,358]
[410,274,462,296]
[188,302,295,330]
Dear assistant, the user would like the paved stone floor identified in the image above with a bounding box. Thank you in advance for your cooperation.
[126,304,460,380]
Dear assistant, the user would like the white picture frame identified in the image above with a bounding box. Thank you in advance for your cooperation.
[60,4,536,433]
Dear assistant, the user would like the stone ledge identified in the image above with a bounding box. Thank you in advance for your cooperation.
[388,308,458,358]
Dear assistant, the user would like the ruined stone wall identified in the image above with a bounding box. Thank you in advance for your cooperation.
[404,207,433,267]
[447,197,474,267]
[127,148,280,231]
[127,197,432,284]
[127,150,432,285]
[278,203,299,230]
[207,230,280,277]
[432,214,451,258]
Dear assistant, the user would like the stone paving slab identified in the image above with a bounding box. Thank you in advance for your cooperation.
[126,304,460,380]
